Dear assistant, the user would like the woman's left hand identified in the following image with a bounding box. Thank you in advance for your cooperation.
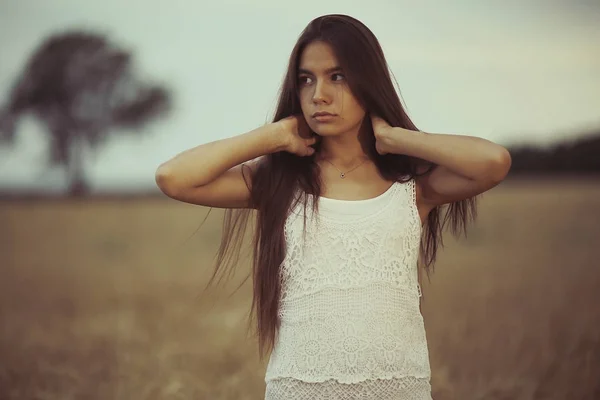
[370,114,394,155]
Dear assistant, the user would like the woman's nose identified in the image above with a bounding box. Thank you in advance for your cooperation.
[312,81,330,103]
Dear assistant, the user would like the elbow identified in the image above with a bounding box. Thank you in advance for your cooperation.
[487,146,512,184]
[155,164,177,196]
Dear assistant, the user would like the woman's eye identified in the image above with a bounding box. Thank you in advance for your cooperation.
[298,74,344,86]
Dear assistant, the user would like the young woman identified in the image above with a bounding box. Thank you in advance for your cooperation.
[156,14,511,400]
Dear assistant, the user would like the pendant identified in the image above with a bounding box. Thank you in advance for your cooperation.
[340,173,345,178]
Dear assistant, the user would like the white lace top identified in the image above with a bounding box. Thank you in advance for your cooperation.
[264,179,432,399]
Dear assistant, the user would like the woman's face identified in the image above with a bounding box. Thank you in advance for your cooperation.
[297,41,366,138]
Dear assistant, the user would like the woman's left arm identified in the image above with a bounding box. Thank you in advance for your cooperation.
[372,116,512,207]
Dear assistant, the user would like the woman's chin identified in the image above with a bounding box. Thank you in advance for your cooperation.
[310,125,343,137]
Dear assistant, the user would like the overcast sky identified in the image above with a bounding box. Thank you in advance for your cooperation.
[0,0,599,191]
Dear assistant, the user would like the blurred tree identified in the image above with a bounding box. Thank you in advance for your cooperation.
[0,31,171,196]
[507,131,600,176]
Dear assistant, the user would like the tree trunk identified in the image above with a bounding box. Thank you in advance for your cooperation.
[66,132,89,196]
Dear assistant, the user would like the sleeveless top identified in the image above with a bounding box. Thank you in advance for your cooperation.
[264,179,431,386]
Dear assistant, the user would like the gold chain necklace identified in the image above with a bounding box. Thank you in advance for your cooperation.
[322,158,369,179]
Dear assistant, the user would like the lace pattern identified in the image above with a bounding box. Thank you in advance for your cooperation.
[265,376,432,400]
[265,179,430,390]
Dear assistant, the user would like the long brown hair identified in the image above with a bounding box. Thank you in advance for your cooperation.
[202,14,477,360]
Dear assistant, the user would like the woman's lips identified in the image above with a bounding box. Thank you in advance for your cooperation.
[313,114,337,122]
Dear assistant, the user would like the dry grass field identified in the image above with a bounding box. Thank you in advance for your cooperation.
[1,178,599,399]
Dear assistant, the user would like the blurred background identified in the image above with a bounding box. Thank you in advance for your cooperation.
[0,1,599,399]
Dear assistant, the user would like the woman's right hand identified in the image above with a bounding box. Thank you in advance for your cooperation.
[275,115,319,157]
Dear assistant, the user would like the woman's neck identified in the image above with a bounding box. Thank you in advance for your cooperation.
[316,134,371,169]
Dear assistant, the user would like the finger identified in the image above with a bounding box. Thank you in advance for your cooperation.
[300,146,313,156]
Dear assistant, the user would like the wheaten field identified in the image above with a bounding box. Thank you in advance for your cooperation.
[1,178,599,399]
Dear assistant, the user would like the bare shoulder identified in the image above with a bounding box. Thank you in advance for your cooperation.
[242,155,266,173]
[413,162,436,224]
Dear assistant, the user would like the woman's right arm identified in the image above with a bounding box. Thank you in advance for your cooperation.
[155,118,317,209]
[155,123,283,209]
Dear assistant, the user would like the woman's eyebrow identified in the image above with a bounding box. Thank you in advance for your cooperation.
[298,66,343,75]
